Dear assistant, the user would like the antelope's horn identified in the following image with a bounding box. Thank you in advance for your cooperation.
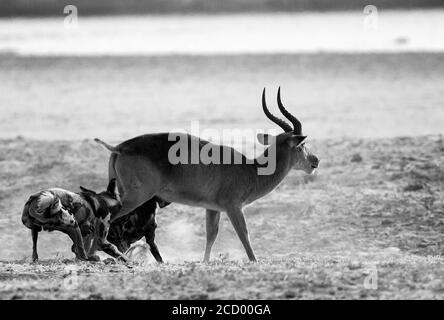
[277,87,302,135]
[262,88,293,132]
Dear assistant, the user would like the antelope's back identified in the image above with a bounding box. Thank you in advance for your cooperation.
[113,133,253,205]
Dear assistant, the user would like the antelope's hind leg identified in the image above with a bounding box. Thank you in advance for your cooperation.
[111,154,158,222]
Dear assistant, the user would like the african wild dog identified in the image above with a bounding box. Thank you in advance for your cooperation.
[22,179,128,262]
[107,197,169,263]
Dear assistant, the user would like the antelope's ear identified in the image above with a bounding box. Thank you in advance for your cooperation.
[107,178,119,197]
[287,135,307,148]
[257,133,275,145]
[79,186,96,194]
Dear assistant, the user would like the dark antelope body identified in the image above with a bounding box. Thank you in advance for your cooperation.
[95,88,319,262]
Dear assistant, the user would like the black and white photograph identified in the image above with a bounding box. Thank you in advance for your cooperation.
[0,0,443,305]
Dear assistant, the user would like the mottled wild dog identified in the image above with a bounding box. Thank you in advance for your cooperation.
[22,179,128,262]
[95,88,319,262]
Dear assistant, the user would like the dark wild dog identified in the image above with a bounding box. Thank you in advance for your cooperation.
[107,197,169,263]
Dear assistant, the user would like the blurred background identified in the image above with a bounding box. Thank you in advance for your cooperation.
[0,0,443,141]
[1,0,443,15]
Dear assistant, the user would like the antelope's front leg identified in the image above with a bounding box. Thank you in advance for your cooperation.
[226,207,257,262]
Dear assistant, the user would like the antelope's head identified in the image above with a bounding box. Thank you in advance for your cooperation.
[258,87,319,174]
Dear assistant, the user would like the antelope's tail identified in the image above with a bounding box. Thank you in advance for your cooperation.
[94,138,120,154]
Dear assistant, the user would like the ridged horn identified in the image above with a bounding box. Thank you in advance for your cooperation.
[277,87,302,134]
[262,88,293,132]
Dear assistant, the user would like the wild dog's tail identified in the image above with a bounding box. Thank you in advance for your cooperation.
[94,138,120,154]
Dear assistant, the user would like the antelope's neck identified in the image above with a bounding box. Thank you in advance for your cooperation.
[245,148,292,204]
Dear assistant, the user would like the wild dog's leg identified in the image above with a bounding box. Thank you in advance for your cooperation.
[203,209,221,262]
[83,234,93,254]
[83,234,100,261]
[63,226,89,261]
[145,218,163,263]
[31,227,39,262]
[95,214,129,262]
[226,207,256,262]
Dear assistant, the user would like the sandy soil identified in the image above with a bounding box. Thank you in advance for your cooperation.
[0,135,443,299]
[0,52,443,299]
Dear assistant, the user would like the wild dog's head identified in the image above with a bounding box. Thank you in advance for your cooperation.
[79,179,122,219]
[258,87,319,174]
[27,191,77,227]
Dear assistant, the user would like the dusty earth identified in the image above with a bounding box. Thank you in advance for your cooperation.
[0,52,443,299]
[0,135,443,299]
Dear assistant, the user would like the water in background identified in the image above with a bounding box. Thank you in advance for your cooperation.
[0,10,443,56]
[0,10,443,141]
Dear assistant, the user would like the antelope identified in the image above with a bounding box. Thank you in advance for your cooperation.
[95,88,319,262]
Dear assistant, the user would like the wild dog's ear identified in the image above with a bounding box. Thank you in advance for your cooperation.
[83,193,108,219]
[79,186,96,194]
[286,135,307,148]
[107,179,119,197]
[34,191,56,215]
[49,199,63,214]
[257,133,275,145]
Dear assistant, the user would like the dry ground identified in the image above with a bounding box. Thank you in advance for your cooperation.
[0,135,443,299]
[0,52,443,299]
